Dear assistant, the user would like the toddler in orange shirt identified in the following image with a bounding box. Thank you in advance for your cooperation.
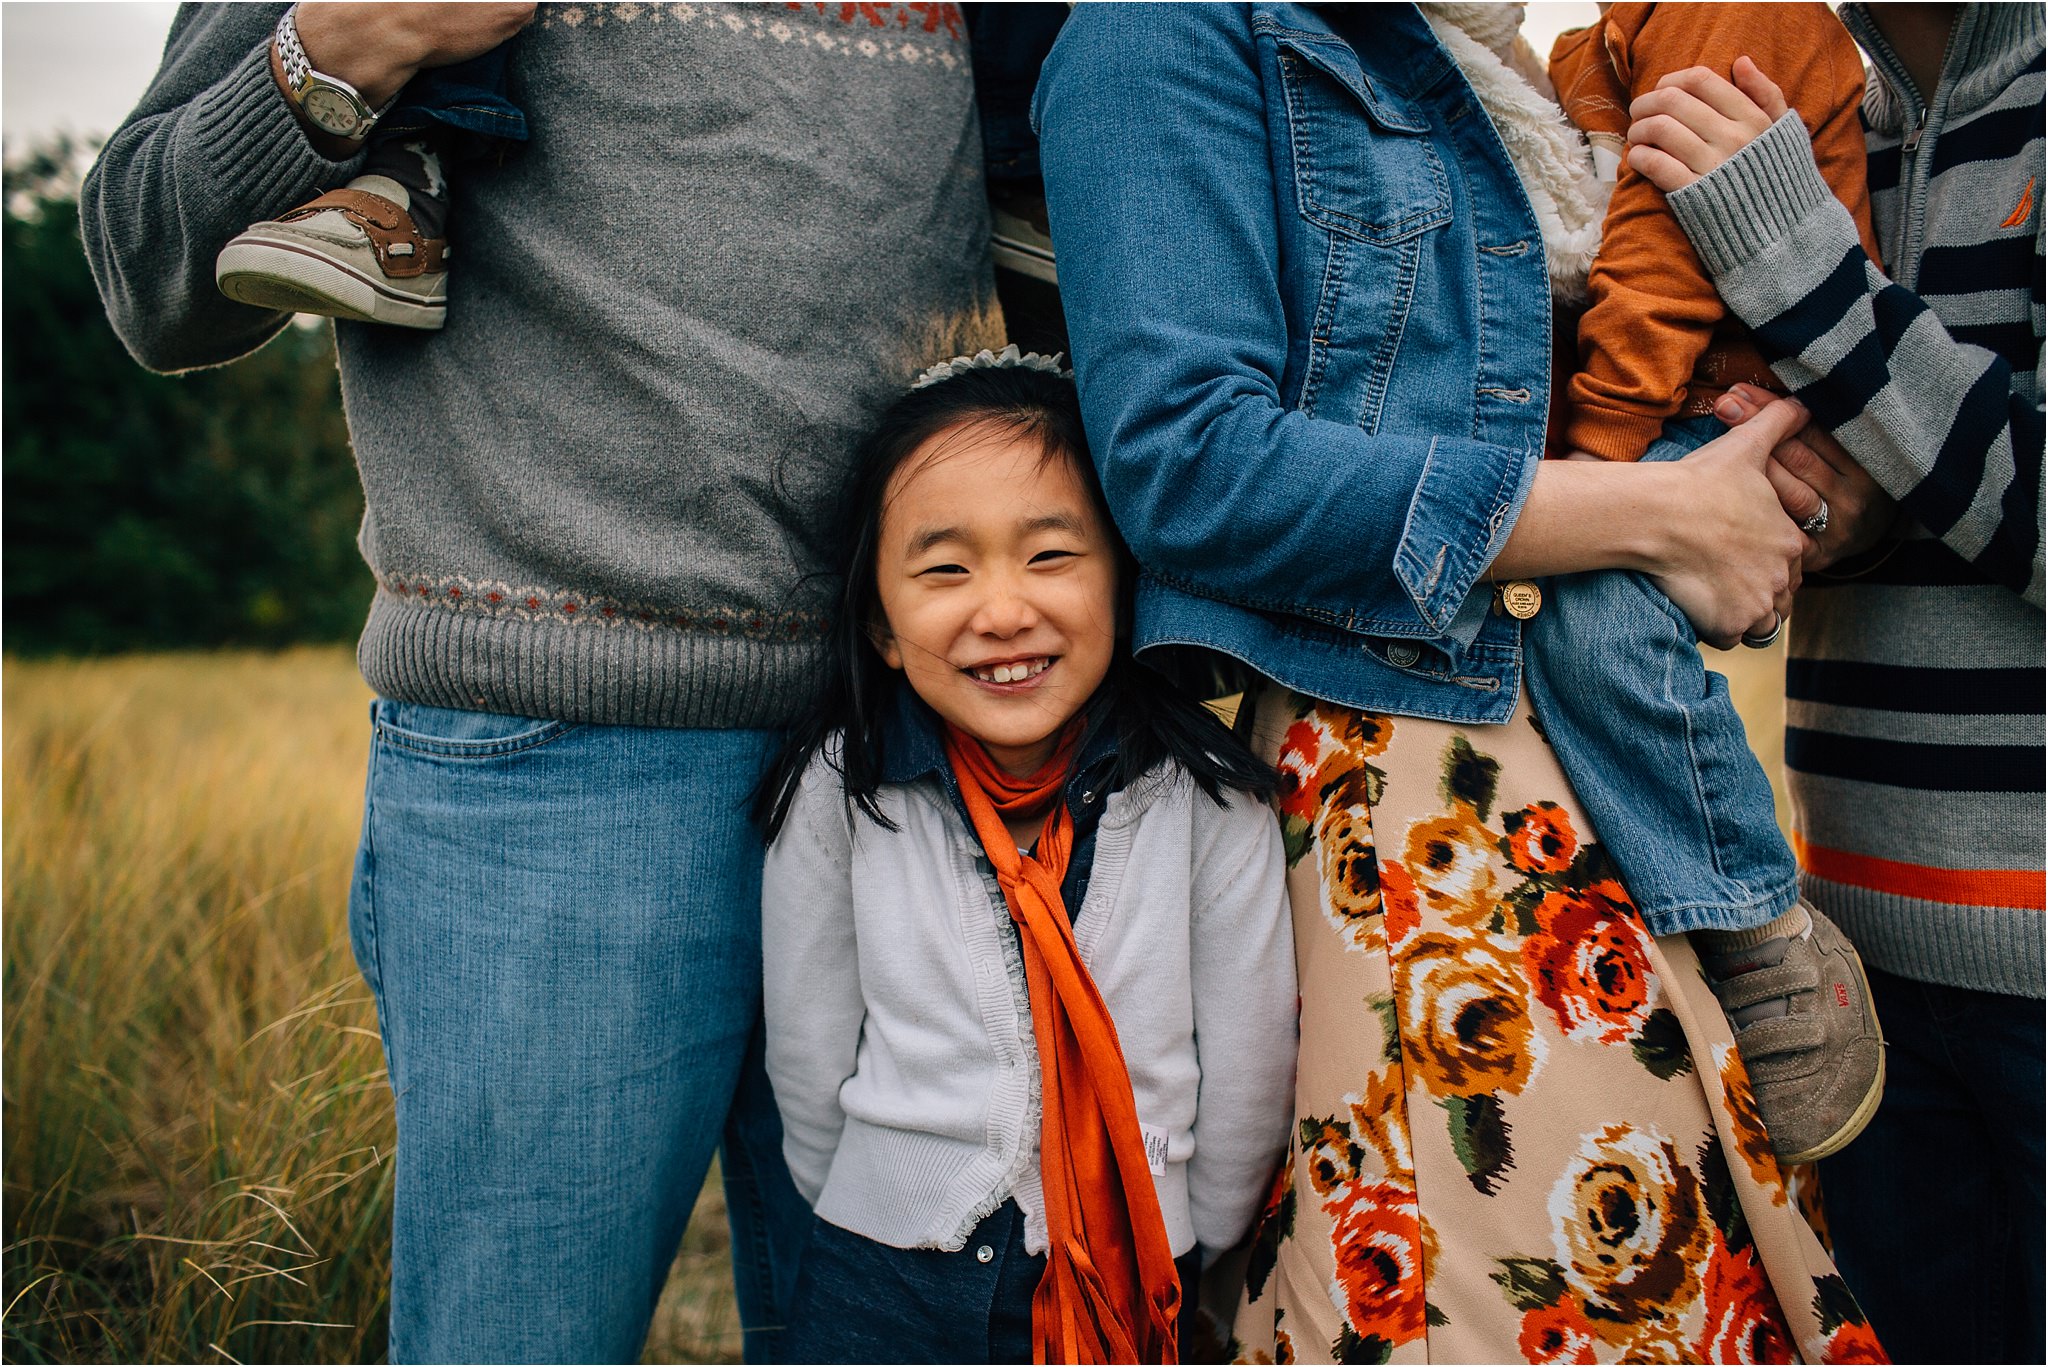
[1509,2,1889,1164]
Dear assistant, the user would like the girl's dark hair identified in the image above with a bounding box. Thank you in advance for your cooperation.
[753,360,1272,841]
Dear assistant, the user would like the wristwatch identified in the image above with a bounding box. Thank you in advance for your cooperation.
[274,4,392,140]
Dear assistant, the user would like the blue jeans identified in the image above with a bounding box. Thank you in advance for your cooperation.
[1522,414,1799,934]
[783,1201,1200,1364]
[1819,966,2045,1365]
[381,45,529,148]
[962,4,1067,186]
[349,700,809,1363]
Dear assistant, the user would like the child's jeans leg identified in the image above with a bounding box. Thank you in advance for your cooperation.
[782,1204,1042,1364]
[783,1201,1201,1362]
[378,44,530,148]
[1521,413,1800,935]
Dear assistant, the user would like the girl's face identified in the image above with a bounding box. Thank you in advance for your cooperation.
[872,421,1118,777]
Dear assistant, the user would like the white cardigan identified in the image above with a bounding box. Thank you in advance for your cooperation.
[762,748,1297,1258]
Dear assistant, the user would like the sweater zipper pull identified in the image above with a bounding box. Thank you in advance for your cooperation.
[1902,108,1929,154]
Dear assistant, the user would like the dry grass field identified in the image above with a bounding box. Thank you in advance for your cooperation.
[1,640,1789,1363]
[2,649,742,1364]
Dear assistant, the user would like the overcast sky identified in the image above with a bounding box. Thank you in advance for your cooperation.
[3,3,179,152]
[1,2,1601,152]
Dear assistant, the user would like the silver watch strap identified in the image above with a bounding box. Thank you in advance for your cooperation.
[275,5,396,131]
[276,4,314,92]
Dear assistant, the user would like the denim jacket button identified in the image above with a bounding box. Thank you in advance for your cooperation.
[1386,642,1421,668]
[975,1245,995,1263]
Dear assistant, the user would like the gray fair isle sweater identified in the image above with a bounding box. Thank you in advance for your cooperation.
[1668,3,2043,998]
[82,3,993,729]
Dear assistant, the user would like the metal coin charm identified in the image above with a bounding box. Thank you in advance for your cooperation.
[1496,580,1543,619]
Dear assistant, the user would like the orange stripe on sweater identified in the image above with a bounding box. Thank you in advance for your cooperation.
[2002,176,2035,228]
[1793,832,2046,909]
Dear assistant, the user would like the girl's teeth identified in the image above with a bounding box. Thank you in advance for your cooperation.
[979,659,1047,683]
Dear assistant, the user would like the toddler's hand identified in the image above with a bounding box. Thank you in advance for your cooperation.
[1648,398,1808,649]
[1625,57,1790,192]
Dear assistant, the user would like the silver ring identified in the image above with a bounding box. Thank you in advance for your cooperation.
[1741,613,1786,648]
[1799,499,1831,536]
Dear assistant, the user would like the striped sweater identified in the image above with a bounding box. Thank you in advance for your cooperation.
[1668,1,2044,999]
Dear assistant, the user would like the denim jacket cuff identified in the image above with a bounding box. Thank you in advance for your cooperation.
[1395,438,1541,633]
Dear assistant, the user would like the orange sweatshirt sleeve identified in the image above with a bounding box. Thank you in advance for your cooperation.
[1561,3,1882,461]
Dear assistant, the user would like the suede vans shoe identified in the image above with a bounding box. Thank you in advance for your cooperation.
[216,177,447,329]
[1702,904,1885,1164]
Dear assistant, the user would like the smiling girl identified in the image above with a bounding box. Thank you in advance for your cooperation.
[752,348,1298,1364]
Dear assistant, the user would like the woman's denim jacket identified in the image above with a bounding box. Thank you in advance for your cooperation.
[1034,2,1550,724]
[1035,3,1806,932]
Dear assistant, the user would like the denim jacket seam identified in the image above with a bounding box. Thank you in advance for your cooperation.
[1274,45,1447,241]
[1144,563,1429,638]
[1139,630,1516,725]
[1356,234,1422,433]
[1301,235,1344,414]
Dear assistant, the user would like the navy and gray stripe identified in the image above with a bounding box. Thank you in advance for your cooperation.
[1667,2,2045,999]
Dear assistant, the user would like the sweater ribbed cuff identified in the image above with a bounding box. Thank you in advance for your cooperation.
[1668,112,1833,279]
[192,36,363,218]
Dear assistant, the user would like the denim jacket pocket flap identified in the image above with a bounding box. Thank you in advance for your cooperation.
[1271,35,1449,245]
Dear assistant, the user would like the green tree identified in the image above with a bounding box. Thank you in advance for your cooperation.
[3,137,374,654]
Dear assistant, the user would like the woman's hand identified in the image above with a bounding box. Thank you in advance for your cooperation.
[1645,399,1810,648]
[1493,400,1808,648]
[1714,383,1901,571]
[1624,57,1789,192]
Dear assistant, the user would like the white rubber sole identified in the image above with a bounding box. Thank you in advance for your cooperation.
[216,236,446,330]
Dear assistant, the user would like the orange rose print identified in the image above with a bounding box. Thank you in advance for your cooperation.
[1325,1179,1434,1349]
[1397,932,1543,1099]
[1549,1123,1710,1342]
[1348,1070,1414,1182]
[1314,703,1393,762]
[1401,805,1498,929]
[1693,1230,1795,1363]
[1506,800,1577,875]
[1381,859,1422,948]
[1275,720,1322,823]
[1302,1118,1360,1198]
[1713,1043,1787,1204]
[1823,1319,1888,1364]
[1318,804,1384,945]
[1523,881,1654,1044]
[1517,1296,1599,1364]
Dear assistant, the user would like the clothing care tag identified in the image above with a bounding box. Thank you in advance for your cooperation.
[1587,131,1625,184]
[1140,1123,1169,1177]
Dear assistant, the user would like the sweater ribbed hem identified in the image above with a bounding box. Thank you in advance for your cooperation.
[1668,112,1834,279]
[1803,872,2045,999]
[193,35,361,216]
[357,591,828,729]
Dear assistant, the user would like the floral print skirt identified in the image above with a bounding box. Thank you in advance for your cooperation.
[1227,689,1885,1365]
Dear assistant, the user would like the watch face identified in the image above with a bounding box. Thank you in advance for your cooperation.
[303,86,364,138]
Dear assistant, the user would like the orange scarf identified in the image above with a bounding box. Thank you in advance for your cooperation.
[944,723,1182,1365]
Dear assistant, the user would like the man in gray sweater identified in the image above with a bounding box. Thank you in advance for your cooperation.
[82,4,994,1361]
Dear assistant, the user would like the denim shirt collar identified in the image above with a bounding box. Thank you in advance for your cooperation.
[880,682,1121,803]
[879,683,1123,911]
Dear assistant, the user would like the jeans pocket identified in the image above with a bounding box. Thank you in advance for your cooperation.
[371,699,577,759]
